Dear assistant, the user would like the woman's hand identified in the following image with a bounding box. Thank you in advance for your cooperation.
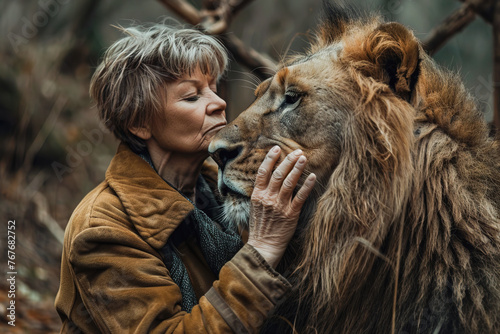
[247,146,316,268]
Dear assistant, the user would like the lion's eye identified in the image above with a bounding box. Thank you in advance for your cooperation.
[284,91,302,106]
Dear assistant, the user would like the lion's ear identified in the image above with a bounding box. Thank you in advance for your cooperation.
[350,22,421,101]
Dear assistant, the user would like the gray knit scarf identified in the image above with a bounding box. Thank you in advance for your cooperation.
[139,151,243,312]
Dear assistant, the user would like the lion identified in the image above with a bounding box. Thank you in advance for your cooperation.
[208,3,500,333]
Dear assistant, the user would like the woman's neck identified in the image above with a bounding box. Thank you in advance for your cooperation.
[146,143,207,201]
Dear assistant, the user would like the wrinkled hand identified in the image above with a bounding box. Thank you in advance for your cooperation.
[247,146,316,268]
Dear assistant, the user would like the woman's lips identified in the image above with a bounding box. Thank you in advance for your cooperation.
[207,122,227,134]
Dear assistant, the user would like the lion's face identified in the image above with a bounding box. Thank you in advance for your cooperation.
[209,49,354,227]
[209,18,419,229]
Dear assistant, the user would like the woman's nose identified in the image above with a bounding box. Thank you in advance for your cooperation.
[207,91,227,115]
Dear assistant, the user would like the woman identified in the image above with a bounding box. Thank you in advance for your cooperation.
[55,23,316,333]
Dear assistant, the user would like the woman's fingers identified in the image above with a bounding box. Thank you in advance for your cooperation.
[267,149,303,194]
[249,146,316,268]
[254,146,281,191]
[254,146,309,194]
[291,173,316,212]
[278,155,307,199]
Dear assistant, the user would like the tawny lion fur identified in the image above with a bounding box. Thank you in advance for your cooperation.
[209,3,500,333]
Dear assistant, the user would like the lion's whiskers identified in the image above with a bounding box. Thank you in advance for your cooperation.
[228,71,263,92]
[228,78,259,92]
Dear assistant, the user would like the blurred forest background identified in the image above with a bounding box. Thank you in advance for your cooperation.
[0,0,496,332]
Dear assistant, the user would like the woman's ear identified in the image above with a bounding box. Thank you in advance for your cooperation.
[129,126,152,140]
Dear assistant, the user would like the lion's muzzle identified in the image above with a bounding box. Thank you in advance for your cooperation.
[209,142,242,173]
[208,123,251,197]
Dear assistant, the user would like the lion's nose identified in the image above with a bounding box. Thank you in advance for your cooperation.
[209,144,242,171]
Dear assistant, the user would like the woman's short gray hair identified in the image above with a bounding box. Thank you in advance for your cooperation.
[90,23,228,152]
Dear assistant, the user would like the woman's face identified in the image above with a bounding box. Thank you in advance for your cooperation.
[150,67,227,155]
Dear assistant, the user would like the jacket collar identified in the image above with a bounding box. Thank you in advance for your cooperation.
[105,143,218,250]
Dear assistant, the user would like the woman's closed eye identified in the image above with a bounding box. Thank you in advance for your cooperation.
[184,95,200,102]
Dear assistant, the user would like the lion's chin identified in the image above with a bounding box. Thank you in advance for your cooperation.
[221,194,251,232]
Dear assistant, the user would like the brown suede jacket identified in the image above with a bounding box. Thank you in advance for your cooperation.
[55,143,291,333]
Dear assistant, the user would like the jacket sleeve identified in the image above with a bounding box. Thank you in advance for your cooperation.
[68,217,291,333]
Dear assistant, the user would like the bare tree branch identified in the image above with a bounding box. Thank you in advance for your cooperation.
[201,0,257,34]
[423,2,477,55]
[220,34,277,77]
[494,0,500,133]
[158,0,201,25]
[202,0,221,10]
[457,0,494,24]
[157,0,277,80]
